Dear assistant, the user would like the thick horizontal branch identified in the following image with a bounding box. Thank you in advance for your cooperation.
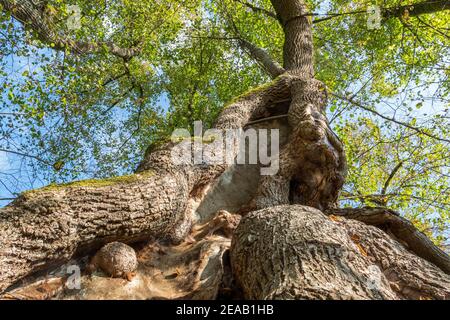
[0,0,141,59]
[0,75,295,294]
[383,0,450,19]
[312,0,450,24]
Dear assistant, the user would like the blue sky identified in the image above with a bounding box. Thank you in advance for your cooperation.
[0,4,448,214]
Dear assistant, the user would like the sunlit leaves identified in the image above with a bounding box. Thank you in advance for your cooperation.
[336,117,449,244]
[0,0,448,242]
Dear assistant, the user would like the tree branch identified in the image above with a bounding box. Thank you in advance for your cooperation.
[383,0,450,19]
[340,193,449,211]
[0,148,51,166]
[331,92,450,144]
[235,0,277,19]
[329,207,450,274]
[311,1,450,24]
[190,33,285,78]
[0,75,295,294]
[313,10,367,24]
[0,0,141,59]
[224,11,285,78]
[381,161,404,195]
[237,38,285,78]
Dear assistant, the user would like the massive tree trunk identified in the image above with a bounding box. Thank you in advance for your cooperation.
[231,205,450,300]
[251,0,346,211]
[0,0,449,299]
[0,75,294,294]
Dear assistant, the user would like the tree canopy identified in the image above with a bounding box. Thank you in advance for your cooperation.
[0,0,448,244]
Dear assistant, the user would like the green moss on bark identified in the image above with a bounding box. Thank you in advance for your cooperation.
[223,75,286,109]
[22,170,155,196]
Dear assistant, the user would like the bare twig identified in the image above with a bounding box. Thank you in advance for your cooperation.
[0,148,52,166]
[331,92,450,144]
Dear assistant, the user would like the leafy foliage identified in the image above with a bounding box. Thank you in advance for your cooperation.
[0,0,448,243]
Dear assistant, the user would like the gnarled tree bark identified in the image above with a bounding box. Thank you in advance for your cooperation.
[0,0,449,300]
[251,0,346,211]
[231,205,450,300]
[0,75,293,294]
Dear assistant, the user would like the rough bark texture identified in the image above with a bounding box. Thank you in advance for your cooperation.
[0,170,191,293]
[1,0,449,301]
[1,211,236,300]
[88,242,138,279]
[330,207,450,274]
[0,75,294,294]
[383,1,450,19]
[231,205,450,300]
[252,0,347,211]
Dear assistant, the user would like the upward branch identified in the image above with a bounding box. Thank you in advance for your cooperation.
[237,38,285,78]
[381,161,404,195]
[234,0,277,19]
[224,11,285,78]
